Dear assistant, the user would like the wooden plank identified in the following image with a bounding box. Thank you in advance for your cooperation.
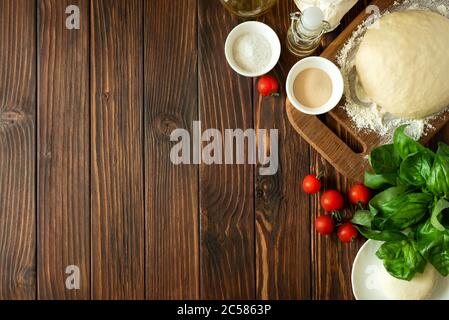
[198,0,255,299]
[37,0,90,299]
[255,0,311,300]
[310,157,363,300]
[144,0,199,300]
[91,0,144,300]
[311,1,369,300]
[0,0,36,300]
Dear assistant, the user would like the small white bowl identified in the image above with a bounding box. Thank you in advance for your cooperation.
[225,21,281,78]
[286,56,344,115]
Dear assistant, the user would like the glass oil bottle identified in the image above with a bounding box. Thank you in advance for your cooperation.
[287,6,331,58]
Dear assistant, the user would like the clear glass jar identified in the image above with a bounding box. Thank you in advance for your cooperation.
[287,9,331,58]
[220,0,277,19]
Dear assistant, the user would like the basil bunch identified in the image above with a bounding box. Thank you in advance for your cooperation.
[352,125,449,281]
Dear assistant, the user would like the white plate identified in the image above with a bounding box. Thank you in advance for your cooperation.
[352,239,449,300]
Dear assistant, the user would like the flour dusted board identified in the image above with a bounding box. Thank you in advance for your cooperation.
[286,0,449,181]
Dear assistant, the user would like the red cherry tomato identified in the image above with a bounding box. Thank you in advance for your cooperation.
[257,75,279,97]
[348,183,371,206]
[337,223,358,243]
[302,174,321,195]
[315,215,334,235]
[320,190,344,212]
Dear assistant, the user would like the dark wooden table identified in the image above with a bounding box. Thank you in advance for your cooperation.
[0,0,394,300]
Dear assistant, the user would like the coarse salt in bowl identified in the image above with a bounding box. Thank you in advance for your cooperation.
[225,21,281,78]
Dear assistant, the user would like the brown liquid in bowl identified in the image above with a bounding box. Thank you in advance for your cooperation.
[293,68,333,109]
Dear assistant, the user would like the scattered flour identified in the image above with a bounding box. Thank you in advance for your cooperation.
[336,0,449,143]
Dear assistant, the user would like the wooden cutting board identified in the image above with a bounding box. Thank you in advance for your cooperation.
[286,0,449,182]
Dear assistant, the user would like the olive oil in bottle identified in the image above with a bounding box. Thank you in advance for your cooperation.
[219,0,277,19]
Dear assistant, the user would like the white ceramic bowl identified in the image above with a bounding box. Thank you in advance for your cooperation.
[352,240,449,300]
[286,56,344,115]
[225,21,281,77]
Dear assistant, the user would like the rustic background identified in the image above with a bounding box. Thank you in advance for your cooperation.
[0,0,400,300]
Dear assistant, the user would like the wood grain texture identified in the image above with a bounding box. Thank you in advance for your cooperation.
[38,0,90,299]
[310,157,363,300]
[2,0,441,301]
[91,0,144,300]
[144,0,199,300]
[286,102,368,182]
[0,0,36,300]
[198,0,255,299]
[255,0,311,300]
[310,0,370,300]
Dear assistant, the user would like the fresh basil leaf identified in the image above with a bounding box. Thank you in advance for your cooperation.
[376,240,427,281]
[369,144,401,174]
[427,154,449,198]
[399,151,434,187]
[369,186,409,214]
[393,125,428,160]
[352,210,375,228]
[437,142,449,157]
[371,216,385,231]
[431,198,449,232]
[417,219,449,277]
[355,226,407,241]
[364,171,397,190]
[374,192,433,230]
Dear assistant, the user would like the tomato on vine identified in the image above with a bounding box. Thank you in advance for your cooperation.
[302,174,322,195]
[315,214,334,235]
[337,223,358,243]
[348,183,371,207]
[320,190,344,212]
[257,75,279,97]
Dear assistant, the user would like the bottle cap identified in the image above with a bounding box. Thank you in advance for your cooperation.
[302,6,324,31]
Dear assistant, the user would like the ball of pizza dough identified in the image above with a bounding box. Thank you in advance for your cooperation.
[356,10,449,119]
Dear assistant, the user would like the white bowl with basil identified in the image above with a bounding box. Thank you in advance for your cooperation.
[352,240,449,300]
